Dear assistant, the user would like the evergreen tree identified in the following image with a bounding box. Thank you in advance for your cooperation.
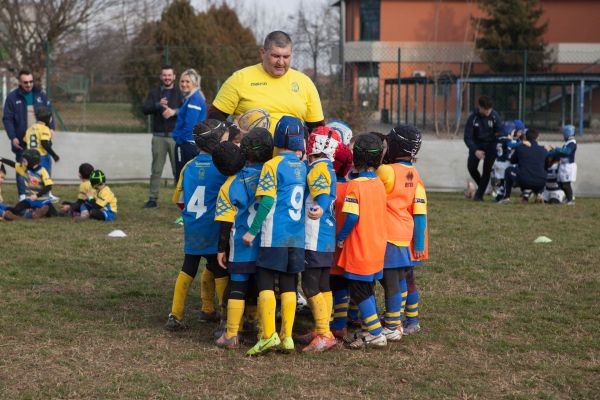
[123,0,258,119]
[473,0,551,73]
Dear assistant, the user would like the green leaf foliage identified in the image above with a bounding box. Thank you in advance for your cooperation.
[123,0,259,120]
[472,0,552,73]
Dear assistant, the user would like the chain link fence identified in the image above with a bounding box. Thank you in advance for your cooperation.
[343,45,600,135]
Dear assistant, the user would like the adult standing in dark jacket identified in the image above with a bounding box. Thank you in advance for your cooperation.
[3,69,54,198]
[496,129,548,204]
[172,68,207,181]
[463,95,503,201]
[142,65,183,208]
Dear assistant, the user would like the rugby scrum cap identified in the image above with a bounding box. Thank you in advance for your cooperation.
[353,133,384,170]
[22,149,41,167]
[562,124,575,140]
[241,127,274,163]
[501,120,516,137]
[89,169,106,187]
[333,142,353,178]
[326,119,353,145]
[193,119,227,154]
[274,116,305,152]
[514,119,525,132]
[212,141,246,177]
[385,124,422,162]
[34,105,53,125]
[307,126,341,161]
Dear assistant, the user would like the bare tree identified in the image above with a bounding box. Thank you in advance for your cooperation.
[291,0,339,82]
[0,0,116,78]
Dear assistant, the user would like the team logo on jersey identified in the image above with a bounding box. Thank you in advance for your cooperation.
[405,171,414,188]
[291,82,299,93]
[198,168,206,179]
[259,172,275,191]
[294,167,302,180]
[311,174,328,190]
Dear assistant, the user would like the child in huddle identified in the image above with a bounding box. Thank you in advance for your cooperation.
[243,116,307,355]
[77,170,118,221]
[376,125,428,338]
[295,126,341,353]
[328,143,354,338]
[0,149,54,220]
[548,125,577,204]
[213,128,274,349]
[542,157,566,204]
[60,163,94,216]
[165,120,228,331]
[337,133,388,349]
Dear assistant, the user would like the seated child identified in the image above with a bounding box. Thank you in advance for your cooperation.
[337,133,388,349]
[0,163,8,220]
[77,170,118,221]
[548,125,577,205]
[60,163,94,216]
[0,149,54,220]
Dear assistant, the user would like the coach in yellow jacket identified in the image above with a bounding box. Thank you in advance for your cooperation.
[208,31,325,132]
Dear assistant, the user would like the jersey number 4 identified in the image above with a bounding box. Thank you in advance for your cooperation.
[187,186,207,219]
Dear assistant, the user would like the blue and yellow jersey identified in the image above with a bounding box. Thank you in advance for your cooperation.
[255,151,307,248]
[215,163,263,262]
[94,185,118,213]
[15,163,53,199]
[78,180,92,200]
[24,123,52,156]
[173,153,227,255]
[305,159,336,252]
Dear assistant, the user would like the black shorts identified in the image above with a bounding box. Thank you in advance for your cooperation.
[227,261,257,275]
[305,250,334,269]
[257,247,305,274]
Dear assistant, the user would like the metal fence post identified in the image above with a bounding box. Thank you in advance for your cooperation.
[397,48,401,125]
[455,78,461,131]
[579,80,585,135]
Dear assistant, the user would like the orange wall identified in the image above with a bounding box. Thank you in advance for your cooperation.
[379,0,600,44]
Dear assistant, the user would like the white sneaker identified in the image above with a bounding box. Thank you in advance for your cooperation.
[49,193,60,203]
[347,332,387,349]
[382,326,403,341]
[19,194,27,201]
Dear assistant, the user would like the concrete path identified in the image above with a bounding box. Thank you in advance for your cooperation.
[1,131,599,196]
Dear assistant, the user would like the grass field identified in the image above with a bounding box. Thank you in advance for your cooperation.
[1,184,599,399]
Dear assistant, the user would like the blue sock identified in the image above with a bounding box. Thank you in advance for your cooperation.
[405,289,419,324]
[384,291,402,330]
[358,295,382,336]
[330,289,349,331]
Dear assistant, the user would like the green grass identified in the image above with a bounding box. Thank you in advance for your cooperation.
[1,184,599,399]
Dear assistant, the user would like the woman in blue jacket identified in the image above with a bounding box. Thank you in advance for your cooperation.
[172,69,207,180]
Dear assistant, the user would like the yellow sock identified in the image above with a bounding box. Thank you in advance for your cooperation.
[171,271,193,321]
[200,269,215,314]
[215,276,229,307]
[308,293,331,336]
[226,299,245,339]
[259,290,276,339]
[323,291,333,322]
[280,291,297,339]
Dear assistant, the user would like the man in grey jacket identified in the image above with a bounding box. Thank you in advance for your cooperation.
[142,65,183,208]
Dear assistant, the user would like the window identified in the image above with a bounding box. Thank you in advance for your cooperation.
[359,0,380,41]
